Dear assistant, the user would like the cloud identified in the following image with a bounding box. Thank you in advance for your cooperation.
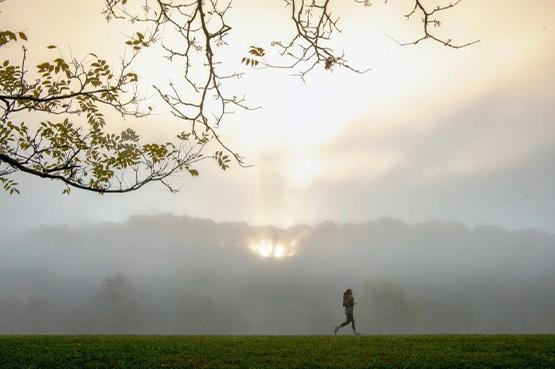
[300,49,555,231]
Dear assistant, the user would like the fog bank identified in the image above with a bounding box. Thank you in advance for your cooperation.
[1,214,554,334]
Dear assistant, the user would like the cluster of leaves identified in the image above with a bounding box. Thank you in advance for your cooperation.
[0,177,18,194]
[241,46,265,67]
[214,150,231,171]
[0,30,26,47]
[125,32,149,51]
[0,29,210,194]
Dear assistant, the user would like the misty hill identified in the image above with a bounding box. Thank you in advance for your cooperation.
[1,214,554,334]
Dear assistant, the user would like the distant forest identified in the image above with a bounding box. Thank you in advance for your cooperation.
[1,215,554,334]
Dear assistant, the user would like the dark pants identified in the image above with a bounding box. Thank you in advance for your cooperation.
[339,312,355,330]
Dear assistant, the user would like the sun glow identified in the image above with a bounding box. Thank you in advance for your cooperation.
[249,239,296,259]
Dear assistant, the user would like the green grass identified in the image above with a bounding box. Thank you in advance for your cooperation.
[0,335,554,369]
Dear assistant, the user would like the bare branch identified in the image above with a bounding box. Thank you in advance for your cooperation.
[387,0,480,49]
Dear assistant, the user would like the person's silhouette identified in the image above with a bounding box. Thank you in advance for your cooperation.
[334,288,360,335]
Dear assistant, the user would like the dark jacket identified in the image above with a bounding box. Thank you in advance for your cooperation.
[343,295,354,315]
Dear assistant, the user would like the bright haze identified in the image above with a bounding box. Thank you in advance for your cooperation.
[1,1,555,334]
[2,215,555,334]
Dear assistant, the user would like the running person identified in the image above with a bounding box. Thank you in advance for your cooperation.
[334,288,360,335]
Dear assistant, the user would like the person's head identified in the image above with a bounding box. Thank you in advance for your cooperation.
[343,288,353,299]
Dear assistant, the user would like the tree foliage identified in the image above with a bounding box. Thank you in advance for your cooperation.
[0,0,478,194]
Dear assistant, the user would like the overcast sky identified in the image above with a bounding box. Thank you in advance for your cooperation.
[1,0,555,233]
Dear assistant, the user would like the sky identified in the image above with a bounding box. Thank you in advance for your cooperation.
[1,0,555,233]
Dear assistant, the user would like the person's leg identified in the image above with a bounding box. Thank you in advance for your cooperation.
[346,313,354,330]
[347,313,359,335]
[334,315,351,334]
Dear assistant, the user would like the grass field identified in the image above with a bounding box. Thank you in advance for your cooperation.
[0,335,554,369]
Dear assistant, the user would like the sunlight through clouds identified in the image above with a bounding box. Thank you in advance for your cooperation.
[248,239,297,259]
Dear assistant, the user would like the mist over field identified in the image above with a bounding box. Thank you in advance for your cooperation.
[1,214,554,335]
